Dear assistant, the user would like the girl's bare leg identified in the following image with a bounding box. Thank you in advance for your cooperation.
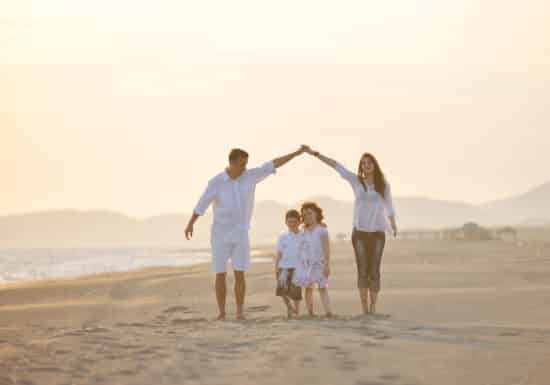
[305,288,314,316]
[319,288,333,317]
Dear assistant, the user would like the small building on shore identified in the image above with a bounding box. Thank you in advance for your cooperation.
[495,226,517,242]
[443,222,493,241]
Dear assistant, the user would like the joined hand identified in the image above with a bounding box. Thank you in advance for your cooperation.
[299,144,315,155]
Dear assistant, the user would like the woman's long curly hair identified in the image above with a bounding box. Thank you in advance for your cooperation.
[300,201,325,229]
[357,152,387,198]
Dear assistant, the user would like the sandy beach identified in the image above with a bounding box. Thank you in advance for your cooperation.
[1,239,549,385]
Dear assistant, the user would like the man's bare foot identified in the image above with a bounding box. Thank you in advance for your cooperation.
[215,313,226,321]
[236,312,246,320]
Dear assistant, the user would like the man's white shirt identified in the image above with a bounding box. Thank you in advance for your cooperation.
[194,161,276,243]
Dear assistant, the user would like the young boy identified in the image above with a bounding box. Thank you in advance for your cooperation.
[275,209,303,318]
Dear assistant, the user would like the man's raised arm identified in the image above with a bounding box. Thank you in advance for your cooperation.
[272,145,308,168]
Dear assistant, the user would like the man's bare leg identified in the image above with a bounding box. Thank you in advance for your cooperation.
[215,273,227,320]
[234,270,246,320]
[369,289,378,314]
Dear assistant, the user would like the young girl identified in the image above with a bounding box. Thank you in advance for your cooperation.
[293,202,333,317]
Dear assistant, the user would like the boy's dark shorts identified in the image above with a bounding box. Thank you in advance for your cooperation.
[276,268,302,301]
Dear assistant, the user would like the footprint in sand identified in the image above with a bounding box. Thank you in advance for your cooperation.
[361,341,379,347]
[247,305,271,313]
[115,369,136,376]
[171,318,208,325]
[83,327,110,333]
[135,348,158,356]
[29,366,64,373]
[355,381,385,385]
[379,374,400,381]
[499,331,521,337]
[163,306,196,314]
[59,331,86,338]
[13,380,35,385]
[374,334,391,340]
[78,357,97,365]
[115,322,155,328]
[340,360,358,371]
[105,354,124,360]
[102,342,143,350]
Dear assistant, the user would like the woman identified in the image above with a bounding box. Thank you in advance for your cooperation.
[306,147,397,314]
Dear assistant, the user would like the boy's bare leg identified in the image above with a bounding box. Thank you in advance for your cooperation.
[215,273,227,320]
[305,288,314,316]
[293,300,301,315]
[319,288,333,317]
[234,270,246,320]
[282,296,294,318]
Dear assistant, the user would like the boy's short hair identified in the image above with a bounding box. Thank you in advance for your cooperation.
[228,148,249,163]
[285,209,300,221]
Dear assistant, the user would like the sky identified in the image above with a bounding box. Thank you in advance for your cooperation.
[3,0,550,217]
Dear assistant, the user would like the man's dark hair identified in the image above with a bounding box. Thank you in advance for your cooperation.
[228,148,249,163]
[285,209,301,221]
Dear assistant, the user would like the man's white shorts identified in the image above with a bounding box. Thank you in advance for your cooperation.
[211,232,251,273]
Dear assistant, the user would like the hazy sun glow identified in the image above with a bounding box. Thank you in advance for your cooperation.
[3,0,550,216]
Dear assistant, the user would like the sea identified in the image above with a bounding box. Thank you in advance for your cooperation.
[0,246,271,284]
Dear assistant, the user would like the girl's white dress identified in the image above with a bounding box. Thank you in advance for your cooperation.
[292,224,330,288]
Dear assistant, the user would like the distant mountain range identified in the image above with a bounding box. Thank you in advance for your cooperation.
[1,181,549,247]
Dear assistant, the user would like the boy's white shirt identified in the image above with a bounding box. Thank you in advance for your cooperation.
[276,230,303,269]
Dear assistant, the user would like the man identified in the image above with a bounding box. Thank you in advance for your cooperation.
[185,145,307,320]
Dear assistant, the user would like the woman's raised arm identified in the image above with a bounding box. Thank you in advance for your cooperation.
[305,147,356,185]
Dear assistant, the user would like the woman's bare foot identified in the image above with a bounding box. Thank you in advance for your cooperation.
[215,313,226,321]
[369,303,376,314]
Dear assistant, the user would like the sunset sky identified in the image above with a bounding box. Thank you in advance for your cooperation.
[3,0,550,217]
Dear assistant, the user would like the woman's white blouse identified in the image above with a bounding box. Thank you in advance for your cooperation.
[334,163,395,233]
